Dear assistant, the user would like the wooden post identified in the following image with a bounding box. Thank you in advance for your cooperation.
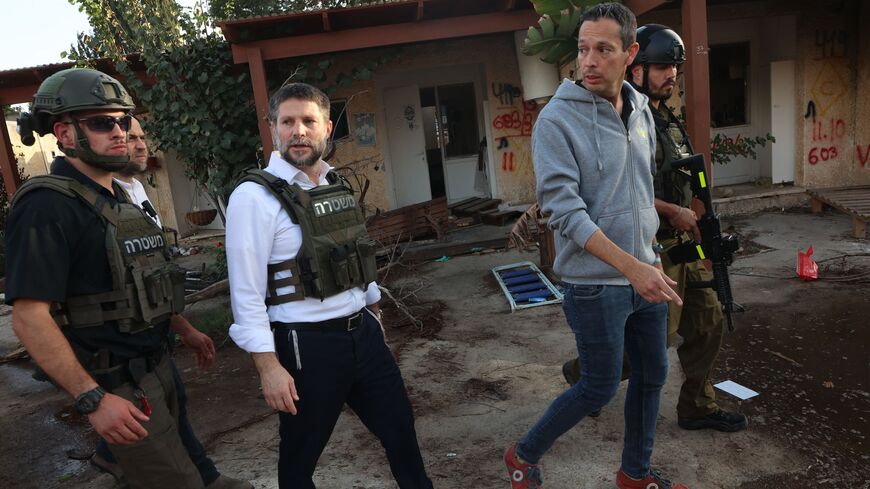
[0,119,22,200]
[682,0,713,184]
[246,47,274,160]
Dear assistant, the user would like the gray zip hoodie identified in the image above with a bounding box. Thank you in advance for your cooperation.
[533,79,659,285]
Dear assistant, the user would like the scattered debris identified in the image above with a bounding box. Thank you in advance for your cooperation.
[765,348,804,368]
[0,346,28,364]
[491,261,563,312]
[714,380,759,400]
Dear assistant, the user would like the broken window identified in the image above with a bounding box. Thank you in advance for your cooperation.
[329,99,349,140]
[709,42,750,128]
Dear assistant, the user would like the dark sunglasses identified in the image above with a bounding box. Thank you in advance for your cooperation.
[71,114,133,133]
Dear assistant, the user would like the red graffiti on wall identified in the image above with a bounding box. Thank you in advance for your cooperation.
[811,118,847,142]
[492,111,533,136]
[711,133,743,153]
[502,152,515,172]
[491,101,541,138]
[857,145,870,168]
[808,146,839,165]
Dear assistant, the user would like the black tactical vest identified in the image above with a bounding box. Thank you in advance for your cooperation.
[235,169,378,304]
[653,104,694,210]
[10,176,185,333]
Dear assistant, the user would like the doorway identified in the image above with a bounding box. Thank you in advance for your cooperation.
[383,74,488,207]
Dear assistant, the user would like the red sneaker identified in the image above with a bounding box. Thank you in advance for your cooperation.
[504,443,543,488]
[616,469,689,489]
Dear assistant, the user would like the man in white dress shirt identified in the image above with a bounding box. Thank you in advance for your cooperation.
[225,83,432,489]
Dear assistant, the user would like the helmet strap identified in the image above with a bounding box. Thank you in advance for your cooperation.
[642,65,651,95]
[59,120,130,172]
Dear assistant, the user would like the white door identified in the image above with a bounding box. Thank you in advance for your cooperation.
[444,156,484,203]
[384,85,431,207]
[770,60,796,183]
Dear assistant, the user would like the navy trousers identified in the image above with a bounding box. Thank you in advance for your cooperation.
[274,310,432,489]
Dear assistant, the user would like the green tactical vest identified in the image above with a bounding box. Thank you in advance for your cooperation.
[236,169,378,304]
[653,105,694,212]
[10,175,186,333]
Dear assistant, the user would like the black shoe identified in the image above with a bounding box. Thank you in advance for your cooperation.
[561,360,601,417]
[678,409,748,432]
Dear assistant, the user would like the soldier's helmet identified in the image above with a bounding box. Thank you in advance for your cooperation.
[17,68,135,169]
[18,68,135,144]
[632,24,686,67]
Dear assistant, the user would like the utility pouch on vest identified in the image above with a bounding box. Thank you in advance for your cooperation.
[330,245,352,289]
[356,237,378,286]
[131,263,186,326]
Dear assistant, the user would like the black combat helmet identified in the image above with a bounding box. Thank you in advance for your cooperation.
[17,68,135,171]
[633,24,686,67]
[629,24,686,96]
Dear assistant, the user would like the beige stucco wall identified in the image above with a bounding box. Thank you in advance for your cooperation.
[795,1,870,187]
[6,120,56,178]
[315,33,540,211]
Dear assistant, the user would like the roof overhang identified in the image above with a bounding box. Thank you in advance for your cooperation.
[0,56,149,106]
[219,0,539,64]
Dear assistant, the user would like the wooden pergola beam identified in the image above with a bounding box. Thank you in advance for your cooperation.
[0,85,39,106]
[624,0,670,16]
[246,47,274,158]
[229,9,539,64]
[682,0,713,181]
[0,119,22,200]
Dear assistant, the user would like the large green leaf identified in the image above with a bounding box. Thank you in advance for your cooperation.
[523,12,579,66]
[524,0,612,66]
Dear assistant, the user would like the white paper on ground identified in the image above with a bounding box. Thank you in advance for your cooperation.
[714,380,759,400]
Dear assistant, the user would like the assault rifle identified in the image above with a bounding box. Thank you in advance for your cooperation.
[666,154,739,331]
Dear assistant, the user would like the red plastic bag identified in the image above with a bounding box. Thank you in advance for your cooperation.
[797,246,819,281]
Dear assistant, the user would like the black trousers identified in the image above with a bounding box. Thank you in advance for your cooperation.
[274,310,433,489]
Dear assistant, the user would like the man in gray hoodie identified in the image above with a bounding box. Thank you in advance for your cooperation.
[503,4,689,489]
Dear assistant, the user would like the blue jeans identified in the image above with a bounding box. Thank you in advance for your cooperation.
[96,360,220,485]
[517,284,669,479]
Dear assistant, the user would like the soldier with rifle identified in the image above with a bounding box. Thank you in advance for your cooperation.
[562,24,747,433]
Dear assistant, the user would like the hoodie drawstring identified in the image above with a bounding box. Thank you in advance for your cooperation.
[592,97,603,171]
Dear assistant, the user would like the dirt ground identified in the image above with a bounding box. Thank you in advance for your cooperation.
[0,209,868,489]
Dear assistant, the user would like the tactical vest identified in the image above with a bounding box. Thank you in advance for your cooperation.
[653,105,694,211]
[10,175,185,333]
[236,169,378,304]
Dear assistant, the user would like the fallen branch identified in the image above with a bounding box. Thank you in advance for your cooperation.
[378,285,423,329]
[764,348,804,368]
[185,279,229,305]
[0,346,28,364]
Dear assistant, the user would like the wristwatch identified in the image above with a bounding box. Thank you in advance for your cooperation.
[74,386,107,415]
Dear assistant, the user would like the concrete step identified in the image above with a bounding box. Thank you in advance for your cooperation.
[713,185,809,217]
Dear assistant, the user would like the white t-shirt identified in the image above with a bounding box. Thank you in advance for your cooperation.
[113,177,162,228]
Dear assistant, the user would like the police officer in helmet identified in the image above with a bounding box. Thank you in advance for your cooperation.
[562,25,748,433]
[7,68,205,488]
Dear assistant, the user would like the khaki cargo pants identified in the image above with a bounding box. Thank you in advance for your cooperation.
[107,355,204,489]
[661,233,726,418]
